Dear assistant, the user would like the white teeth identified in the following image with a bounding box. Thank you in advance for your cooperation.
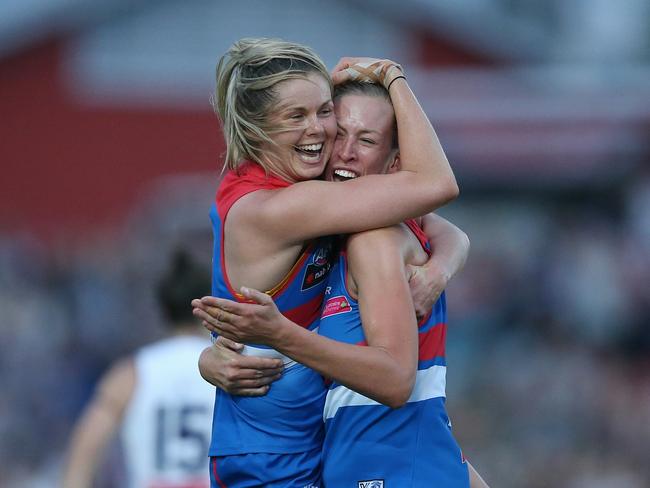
[296,143,323,151]
[334,169,358,179]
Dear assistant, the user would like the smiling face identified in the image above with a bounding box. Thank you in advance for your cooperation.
[261,72,337,183]
[325,93,399,182]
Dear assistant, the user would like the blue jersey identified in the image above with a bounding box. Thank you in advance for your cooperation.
[318,221,469,487]
[208,163,332,479]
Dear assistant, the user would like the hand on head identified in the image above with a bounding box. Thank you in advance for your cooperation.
[331,57,404,89]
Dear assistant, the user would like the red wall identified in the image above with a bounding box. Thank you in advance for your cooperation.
[0,34,497,241]
[0,39,224,239]
[411,28,496,67]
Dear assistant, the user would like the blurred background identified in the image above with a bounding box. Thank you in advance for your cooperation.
[1,0,649,486]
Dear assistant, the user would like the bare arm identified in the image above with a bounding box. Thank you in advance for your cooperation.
[408,213,470,318]
[61,358,135,488]
[244,58,457,244]
[194,228,419,408]
[197,337,283,397]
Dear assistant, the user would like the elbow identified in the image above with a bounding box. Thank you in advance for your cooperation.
[440,177,460,204]
[449,179,460,200]
[422,176,459,212]
[461,229,471,254]
[383,373,416,409]
[384,393,409,410]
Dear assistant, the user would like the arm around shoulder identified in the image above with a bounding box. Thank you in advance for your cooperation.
[258,170,457,245]
[252,65,458,244]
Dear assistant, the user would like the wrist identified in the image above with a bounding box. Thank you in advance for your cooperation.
[425,259,451,288]
[273,316,298,352]
[383,64,405,90]
[386,75,406,92]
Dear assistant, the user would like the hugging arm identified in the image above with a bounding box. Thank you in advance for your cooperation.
[251,57,458,244]
[198,215,469,394]
[197,336,283,396]
[409,213,470,318]
[194,227,419,408]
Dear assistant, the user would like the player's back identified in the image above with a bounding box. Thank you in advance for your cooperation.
[121,335,213,488]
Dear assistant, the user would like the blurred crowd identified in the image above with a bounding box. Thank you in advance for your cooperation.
[0,168,649,487]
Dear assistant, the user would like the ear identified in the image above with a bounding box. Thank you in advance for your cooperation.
[387,150,401,174]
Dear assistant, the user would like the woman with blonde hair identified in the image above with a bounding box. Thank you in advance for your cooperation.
[203,38,458,487]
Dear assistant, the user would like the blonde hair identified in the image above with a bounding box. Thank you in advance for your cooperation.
[213,38,332,171]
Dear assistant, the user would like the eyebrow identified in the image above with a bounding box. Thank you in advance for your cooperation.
[337,124,381,136]
[276,100,332,113]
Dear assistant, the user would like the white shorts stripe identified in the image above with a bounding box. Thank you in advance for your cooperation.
[323,365,447,420]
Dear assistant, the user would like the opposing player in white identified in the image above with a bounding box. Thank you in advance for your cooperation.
[62,250,214,488]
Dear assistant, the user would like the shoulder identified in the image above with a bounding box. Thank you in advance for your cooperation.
[347,223,410,259]
[346,224,411,283]
[229,180,328,241]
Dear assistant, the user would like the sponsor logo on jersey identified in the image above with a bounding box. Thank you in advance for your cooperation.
[301,245,332,291]
[358,480,384,488]
[321,295,352,318]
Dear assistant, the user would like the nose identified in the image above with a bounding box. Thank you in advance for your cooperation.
[337,136,356,162]
[305,114,324,136]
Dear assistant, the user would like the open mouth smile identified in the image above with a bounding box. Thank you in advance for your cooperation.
[294,143,324,163]
[332,168,359,182]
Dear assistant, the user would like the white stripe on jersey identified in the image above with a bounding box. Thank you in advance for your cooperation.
[241,344,297,368]
[323,365,447,420]
[240,328,318,368]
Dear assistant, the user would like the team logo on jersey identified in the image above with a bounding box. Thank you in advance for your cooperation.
[322,295,352,318]
[301,245,332,291]
[313,247,329,266]
[358,480,384,488]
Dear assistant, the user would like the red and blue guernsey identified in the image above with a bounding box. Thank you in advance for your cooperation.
[208,163,332,485]
[318,220,469,488]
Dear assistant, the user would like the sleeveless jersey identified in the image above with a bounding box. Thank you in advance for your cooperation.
[121,335,214,488]
[318,220,469,487]
[208,163,332,458]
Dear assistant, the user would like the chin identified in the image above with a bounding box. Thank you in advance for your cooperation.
[298,160,327,177]
[301,165,326,181]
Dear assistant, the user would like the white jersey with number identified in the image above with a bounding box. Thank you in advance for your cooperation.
[121,335,213,488]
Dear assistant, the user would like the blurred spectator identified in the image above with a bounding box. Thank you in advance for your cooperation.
[1,166,648,486]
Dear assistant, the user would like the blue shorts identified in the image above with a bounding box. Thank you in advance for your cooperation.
[210,448,321,488]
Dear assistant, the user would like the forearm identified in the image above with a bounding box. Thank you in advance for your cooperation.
[422,213,470,282]
[195,289,414,406]
[198,345,221,387]
[274,319,413,408]
[390,78,458,204]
